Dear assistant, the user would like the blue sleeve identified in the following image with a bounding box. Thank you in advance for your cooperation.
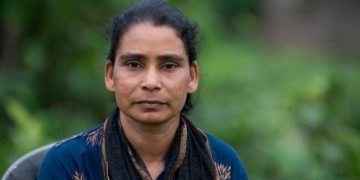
[230,150,248,180]
[37,147,74,179]
[206,134,248,180]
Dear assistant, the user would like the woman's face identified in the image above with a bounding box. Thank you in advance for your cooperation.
[105,22,199,125]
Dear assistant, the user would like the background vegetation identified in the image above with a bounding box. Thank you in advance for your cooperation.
[1,0,359,179]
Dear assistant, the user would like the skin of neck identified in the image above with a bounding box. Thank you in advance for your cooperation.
[119,111,180,178]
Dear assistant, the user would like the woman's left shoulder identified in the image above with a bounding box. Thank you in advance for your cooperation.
[206,134,248,180]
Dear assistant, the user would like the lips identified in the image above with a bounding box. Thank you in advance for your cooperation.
[136,100,166,104]
[135,100,166,109]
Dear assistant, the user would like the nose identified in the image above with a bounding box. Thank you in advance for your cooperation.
[141,66,161,92]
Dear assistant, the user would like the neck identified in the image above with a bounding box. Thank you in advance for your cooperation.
[119,112,180,165]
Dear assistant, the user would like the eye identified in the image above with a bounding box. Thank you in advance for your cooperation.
[125,61,143,68]
[162,63,178,70]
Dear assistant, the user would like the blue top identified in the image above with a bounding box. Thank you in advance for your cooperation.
[38,125,248,180]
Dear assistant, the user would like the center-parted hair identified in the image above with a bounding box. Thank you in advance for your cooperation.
[106,0,199,113]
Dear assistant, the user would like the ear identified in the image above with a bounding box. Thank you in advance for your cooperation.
[105,60,115,92]
[187,61,199,94]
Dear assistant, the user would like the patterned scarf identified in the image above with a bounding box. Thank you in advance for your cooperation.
[101,108,219,180]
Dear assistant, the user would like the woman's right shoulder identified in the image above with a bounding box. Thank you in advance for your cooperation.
[49,124,103,154]
[38,125,104,179]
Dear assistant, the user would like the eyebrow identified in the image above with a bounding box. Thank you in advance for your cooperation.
[157,54,185,62]
[119,53,146,61]
[119,53,185,62]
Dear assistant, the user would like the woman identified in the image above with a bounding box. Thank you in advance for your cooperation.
[38,0,248,179]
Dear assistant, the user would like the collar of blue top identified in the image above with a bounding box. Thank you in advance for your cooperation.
[101,108,219,180]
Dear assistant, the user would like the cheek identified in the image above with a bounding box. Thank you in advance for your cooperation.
[113,71,138,96]
[166,74,191,99]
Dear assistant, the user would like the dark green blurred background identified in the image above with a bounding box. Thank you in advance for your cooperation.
[1,0,359,179]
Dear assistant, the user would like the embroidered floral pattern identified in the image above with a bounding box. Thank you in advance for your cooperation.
[73,171,85,180]
[55,126,104,147]
[216,163,231,180]
[85,126,104,147]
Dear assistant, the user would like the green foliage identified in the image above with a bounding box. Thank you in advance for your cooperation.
[5,99,45,153]
[190,41,360,179]
[0,0,359,179]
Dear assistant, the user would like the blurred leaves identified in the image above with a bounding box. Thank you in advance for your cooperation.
[5,99,45,153]
[191,40,360,179]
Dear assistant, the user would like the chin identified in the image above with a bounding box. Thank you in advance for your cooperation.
[135,112,172,125]
[119,106,180,126]
[131,108,180,125]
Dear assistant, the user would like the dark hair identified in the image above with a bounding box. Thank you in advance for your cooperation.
[106,0,198,114]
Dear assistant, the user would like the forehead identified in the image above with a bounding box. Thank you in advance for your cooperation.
[117,22,186,55]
